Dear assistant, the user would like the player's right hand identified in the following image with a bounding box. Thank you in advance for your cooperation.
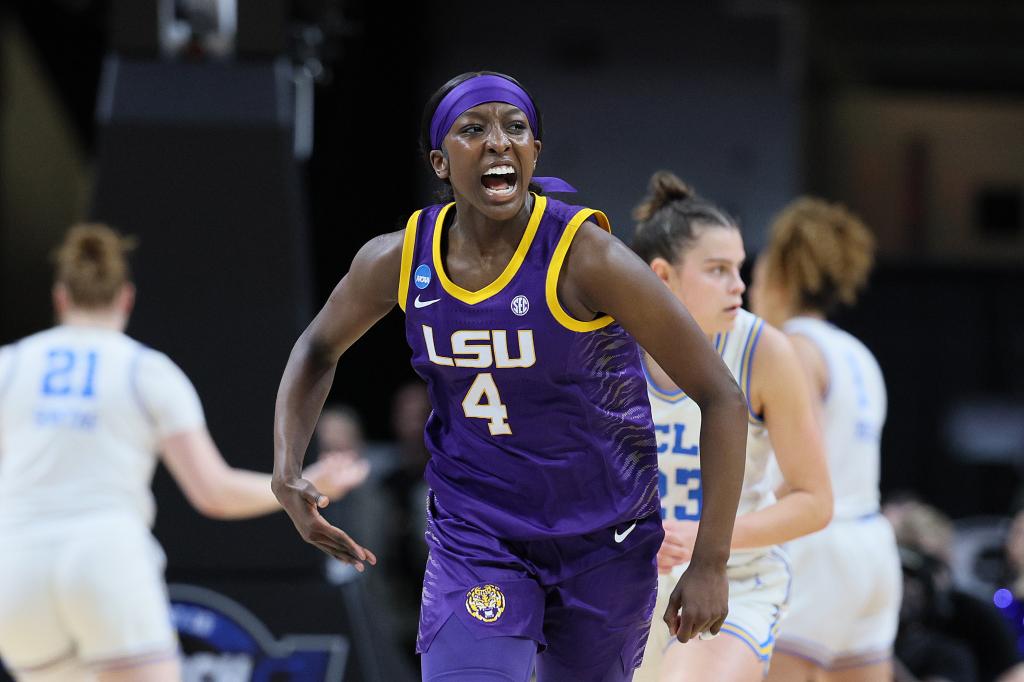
[271,474,377,571]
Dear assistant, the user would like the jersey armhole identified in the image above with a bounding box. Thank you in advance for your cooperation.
[545,208,616,332]
[739,317,766,423]
[396,210,422,313]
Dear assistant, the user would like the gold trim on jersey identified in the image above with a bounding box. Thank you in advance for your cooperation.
[545,208,615,332]
[397,210,422,313]
[431,195,547,305]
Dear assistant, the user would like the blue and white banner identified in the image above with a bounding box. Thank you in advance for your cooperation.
[169,584,349,681]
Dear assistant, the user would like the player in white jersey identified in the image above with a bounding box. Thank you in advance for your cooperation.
[630,173,832,682]
[0,225,368,682]
[751,198,900,682]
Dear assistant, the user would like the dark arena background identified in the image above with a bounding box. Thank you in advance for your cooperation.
[1,1,1023,680]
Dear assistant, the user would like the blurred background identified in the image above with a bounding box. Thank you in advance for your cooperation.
[1,0,1023,680]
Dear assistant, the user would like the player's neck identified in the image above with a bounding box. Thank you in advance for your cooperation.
[450,194,533,258]
[793,308,826,321]
[60,308,127,331]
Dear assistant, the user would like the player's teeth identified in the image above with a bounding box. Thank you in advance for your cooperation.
[484,166,515,176]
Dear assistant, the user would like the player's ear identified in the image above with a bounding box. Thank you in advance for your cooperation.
[430,149,449,180]
[649,257,674,286]
[52,283,70,317]
[119,283,136,317]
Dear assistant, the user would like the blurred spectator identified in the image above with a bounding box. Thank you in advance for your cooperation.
[382,381,432,561]
[887,497,1021,682]
[896,545,979,682]
[315,385,431,662]
[316,404,364,453]
[987,509,1024,662]
[314,405,373,584]
[372,381,431,654]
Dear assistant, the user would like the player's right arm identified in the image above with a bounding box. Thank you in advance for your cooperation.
[271,230,405,571]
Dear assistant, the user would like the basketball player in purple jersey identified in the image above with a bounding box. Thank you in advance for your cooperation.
[272,72,748,681]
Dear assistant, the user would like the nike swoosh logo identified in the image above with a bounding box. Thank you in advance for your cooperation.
[613,520,638,543]
[414,295,441,308]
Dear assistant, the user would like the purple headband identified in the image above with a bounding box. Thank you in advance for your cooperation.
[428,74,575,193]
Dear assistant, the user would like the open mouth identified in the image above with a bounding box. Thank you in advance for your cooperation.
[481,165,518,195]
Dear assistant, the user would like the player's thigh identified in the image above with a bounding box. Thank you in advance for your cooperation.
[660,634,765,682]
[822,661,892,682]
[764,652,820,682]
[96,658,181,682]
[0,540,74,672]
[538,522,660,681]
[56,520,177,664]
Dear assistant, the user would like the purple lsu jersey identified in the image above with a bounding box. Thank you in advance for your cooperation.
[398,194,658,541]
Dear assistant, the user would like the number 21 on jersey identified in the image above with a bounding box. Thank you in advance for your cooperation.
[41,348,99,398]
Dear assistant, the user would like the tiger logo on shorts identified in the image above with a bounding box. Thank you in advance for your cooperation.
[465,584,506,623]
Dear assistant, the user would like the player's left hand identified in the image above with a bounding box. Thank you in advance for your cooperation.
[302,450,370,501]
[663,555,729,644]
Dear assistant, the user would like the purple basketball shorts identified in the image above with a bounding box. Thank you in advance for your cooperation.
[418,490,662,679]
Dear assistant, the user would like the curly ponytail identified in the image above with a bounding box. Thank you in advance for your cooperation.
[762,197,875,313]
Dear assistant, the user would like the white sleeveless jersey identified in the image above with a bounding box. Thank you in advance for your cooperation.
[0,325,205,533]
[783,317,886,519]
[646,309,775,569]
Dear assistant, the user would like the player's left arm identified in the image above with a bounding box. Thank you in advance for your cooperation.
[733,325,832,547]
[561,221,747,642]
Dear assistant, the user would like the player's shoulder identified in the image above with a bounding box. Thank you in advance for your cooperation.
[539,194,581,221]
[744,313,787,358]
[739,312,801,388]
[353,228,405,271]
[129,342,189,382]
[13,326,61,349]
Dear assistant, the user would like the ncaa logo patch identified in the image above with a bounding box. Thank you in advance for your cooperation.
[510,295,529,316]
[414,264,432,290]
[465,584,506,623]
